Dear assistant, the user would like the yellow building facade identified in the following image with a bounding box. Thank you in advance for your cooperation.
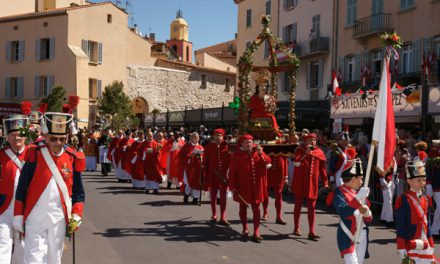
[0,1,155,127]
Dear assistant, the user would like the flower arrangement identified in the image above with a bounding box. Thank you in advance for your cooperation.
[260,15,271,27]
[427,157,440,168]
[66,217,82,239]
[19,125,39,142]
[264,94,277,113]
[381,31,403,49]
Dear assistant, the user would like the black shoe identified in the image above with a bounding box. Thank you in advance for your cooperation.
[385,221,395,228]
[117,179,124,183]
[252,235,263,243]
[192,198,199,205]
[145,189,150,194]
[176,186,180,190]
[183,195,189,204]
[153,189,159,195]
[167,182,172,189]
[308,233,321,241]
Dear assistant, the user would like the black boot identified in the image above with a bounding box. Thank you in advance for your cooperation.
[167,182,172,189]
[153,189,159,195]
[145,189,150,194]
[192,198,199,205]
[183,194,189,204]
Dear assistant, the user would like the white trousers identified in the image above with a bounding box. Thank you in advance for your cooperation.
[183,172,200,198]
[0,220,24,264]
[381,182,395,222]
[24,219,65,264]
[343,230,367,264]
[432,192,440,235]
[132,179,146,189]
[145,180,160,190]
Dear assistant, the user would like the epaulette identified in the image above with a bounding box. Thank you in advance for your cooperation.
[64,145,85,160]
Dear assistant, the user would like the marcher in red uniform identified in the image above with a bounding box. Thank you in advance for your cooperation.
[143,131,164,194]
[156,132,168,176]
[291,133,328,241]
[108,130,124,179]
[203,129,230,225]
[162,133,185,189]
[119,130,135,182]
[129,131,146,189]
[14,112,85,264]
[228,134,271,243]
[179,132,204,204]
[262,154,288,225]
[0,114,29,263]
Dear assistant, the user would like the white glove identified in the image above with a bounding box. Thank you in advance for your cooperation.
[266,163,272,169]
[426,184,433,197]
[379,178,387,187]
[73,214,82,228]
[362,209,372,218]
[355,187,370,201]
[13,215,24,233]
[329,176,335,182]
[398,249,407,259]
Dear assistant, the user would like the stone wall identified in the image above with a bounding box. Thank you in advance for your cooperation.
[126,65,235,112]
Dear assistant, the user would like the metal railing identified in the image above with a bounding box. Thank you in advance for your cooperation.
[352,13,392,39]
[309,37,330,54]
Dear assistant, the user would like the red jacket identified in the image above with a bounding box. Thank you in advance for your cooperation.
[129,140,145,181]
[14,144,85,223]
[228,148,271,204]
[0,146,29,215]
[162,138,185,181]
[267,155,287,191]
[107,136,122,162]
[291,146,328,199]
[203,141,230,189]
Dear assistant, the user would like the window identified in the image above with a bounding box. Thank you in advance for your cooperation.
[265,1,271,15]
[88,78,102,99]
[107,14,112,23]
[346,0,357,26]
[372,50,382,80]
[283,23,297,44]
[201,74,207,88]
[402,44,412,74]
[312,15,320,38]
[400,0,414,10]
[347,56,355,82]
[6,41,24,63]
[246,9,252,28]
[225,79,230,92]
[5,77,23,98]
[186,46,190,62]
[282,71,292,92]
[284,0,298,10]
[36,38,55,61]
[35,75,54,97]
[81,39,103,64]
[264,41,269,59]
[310,61,320,88]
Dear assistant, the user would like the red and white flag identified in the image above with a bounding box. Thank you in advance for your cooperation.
[372,56,396,174]
[332,70,342,97]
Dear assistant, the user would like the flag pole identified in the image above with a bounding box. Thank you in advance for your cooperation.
[363,140,378,188]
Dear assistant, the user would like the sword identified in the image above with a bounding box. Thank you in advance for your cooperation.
[214,169,229,186]
[231,189,250,208]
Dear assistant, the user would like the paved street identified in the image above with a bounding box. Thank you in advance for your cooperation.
[62,169,439,264]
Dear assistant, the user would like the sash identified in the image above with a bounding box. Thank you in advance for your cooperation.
[4,149,24,170]
[406,193,428,238]
[40,147,72,220]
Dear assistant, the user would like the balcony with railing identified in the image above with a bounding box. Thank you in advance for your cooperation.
[352,13,392,39]
[296,36,330,58]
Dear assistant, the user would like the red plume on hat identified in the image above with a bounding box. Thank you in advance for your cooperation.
[39,103,48,113]
[62,104,71,114]
[21,101,32,115]
[68,95,80,110]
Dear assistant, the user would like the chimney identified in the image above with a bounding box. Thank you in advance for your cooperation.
[149,33,156,42]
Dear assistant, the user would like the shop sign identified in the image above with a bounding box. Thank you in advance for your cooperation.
[331,88,421,119]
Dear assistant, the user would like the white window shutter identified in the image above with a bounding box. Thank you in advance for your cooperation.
[48,75,54,94]
[318,59,324,88]
[412,38,420,73]
[5,78,11,98]
[35,39,41,61]
[19,40,25,62]
[50,38,55,59]
[34,76,40,97]
[355,53,361,80]
[306,62,311,89]
[81,39,89,56]
[18,77,24,98]
[98,42,103,64]
[97,80,102,98]
[6,41,11,62]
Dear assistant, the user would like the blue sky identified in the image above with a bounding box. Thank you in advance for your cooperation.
[90,0,238,51]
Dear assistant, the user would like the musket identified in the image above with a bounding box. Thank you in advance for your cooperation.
[73,232,76,264]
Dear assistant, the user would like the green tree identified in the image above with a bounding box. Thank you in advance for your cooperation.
[98,81,136,129]
[40,85,66,112]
